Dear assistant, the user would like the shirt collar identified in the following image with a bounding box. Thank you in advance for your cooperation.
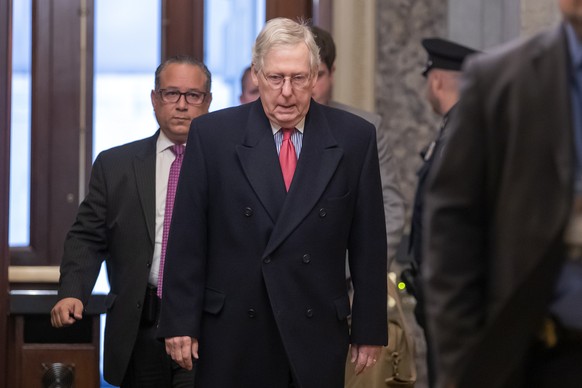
[270,117,306,135]
[565,22,582,72]
[156,129,183,154]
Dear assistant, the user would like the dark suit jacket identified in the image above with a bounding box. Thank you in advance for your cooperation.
[58,132,158,385]
[157,99,388,388]
[423,24,574,388]
[330,100,406,264]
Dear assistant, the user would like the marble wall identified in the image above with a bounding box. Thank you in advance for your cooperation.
[332,0,377,113]
[376,0,448,227]
[375,0,559,228]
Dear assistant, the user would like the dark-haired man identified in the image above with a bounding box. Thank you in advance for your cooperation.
[51,55,212,387]
[239,65,260,104]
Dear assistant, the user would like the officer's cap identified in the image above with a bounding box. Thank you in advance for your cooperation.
[421,38,479,77]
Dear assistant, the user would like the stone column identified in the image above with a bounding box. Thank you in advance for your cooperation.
[331,0,377,113]
[376,0,448,219]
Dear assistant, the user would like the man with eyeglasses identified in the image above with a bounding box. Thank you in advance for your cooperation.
[51,55,212,388]
[158,18,387,388]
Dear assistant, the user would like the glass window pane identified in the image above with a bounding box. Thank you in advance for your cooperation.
[9,0,32,247]
[204,0,265,110]
[93,0,161,159]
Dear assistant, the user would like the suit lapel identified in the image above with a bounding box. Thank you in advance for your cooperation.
[264,102,343,258]
[236,101,287,224]
[134,132,158,245]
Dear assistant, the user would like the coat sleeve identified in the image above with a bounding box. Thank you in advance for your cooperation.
[348,124,389,346]
[58,154,109,305]
[157,123,208,340]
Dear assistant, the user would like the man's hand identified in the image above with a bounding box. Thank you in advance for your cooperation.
[51,297,84,328]
[350,344,382,375]
[165,336,199,370]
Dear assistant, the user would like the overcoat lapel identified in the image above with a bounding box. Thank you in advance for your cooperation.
[133,132,158,245]
[236,101,287,224]
[264,103,343,258]
[532,24,573,188]
[236,101,344,256]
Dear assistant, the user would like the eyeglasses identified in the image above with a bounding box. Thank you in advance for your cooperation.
[261,72,311,90]
[157,89,208,105]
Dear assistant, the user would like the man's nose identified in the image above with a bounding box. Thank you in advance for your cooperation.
[176,94,188,109]
[281,78,293,96]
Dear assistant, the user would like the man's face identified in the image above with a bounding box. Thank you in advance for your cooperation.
[559,0,582,33]
[252,43,317,128]
[151,63,212,144]
[240,70,260,104]
[312,62,334,105]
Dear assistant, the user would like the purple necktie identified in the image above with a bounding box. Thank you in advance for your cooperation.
[280,128,297,191]
[157,144,185,298]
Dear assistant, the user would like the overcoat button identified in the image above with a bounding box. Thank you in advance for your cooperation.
[248,309,256,318]
[306,308,314,318]
[146,262,151,268]
[263,256,272,264]
[302,254,311,263]
[137,302,142,309]
[319,208,327,217]
[243,207,254,217]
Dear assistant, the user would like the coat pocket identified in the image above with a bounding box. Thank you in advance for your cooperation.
[104,292,117,311]
[324,191,351,208]
[203,288,226,315]
[333,294,351,320]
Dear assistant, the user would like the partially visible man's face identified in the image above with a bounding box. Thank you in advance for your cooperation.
[424,70,442,115]
[559,0,582,33]
[311,62,334,105]
[252,43,317,128]
[151,63,212,144]
[240,69,260,104]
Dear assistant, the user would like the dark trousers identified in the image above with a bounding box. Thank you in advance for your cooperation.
[524,340,582,388]
[120,287,195,388]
